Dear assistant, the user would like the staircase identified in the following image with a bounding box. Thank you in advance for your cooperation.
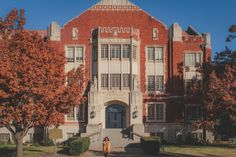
[89,128,140,151]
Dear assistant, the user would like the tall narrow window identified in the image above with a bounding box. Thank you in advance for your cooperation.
[110,74,121,89]
[101,44,108,59]
[66,47,74,62]
[156,104,164,120]
[76,104,84,121]
[148,75,155,91]
[101,74,109,89]
[72,28,78,40]
[67,108,74,120]
[123,74,130,88]
[155,48,163,62]
[123,45,130,59]
[110,45,121,59]
[147,47,155,61]
[156,76,164,91]
[76,47,84,61]
[153,28,158,39]
[93,46,98,61]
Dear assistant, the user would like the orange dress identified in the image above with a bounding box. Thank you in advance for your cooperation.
[103,141,111,154]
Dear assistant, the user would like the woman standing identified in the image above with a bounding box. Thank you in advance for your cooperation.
[103,137,111,157]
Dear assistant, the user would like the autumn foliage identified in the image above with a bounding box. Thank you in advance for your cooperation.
[0,9,86,157]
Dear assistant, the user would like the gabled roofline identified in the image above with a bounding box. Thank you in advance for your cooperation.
[63,0,168,30]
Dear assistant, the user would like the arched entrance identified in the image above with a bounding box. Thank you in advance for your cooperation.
[106,104,126,128]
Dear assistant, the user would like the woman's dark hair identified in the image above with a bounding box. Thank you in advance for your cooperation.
[103,137,110,141]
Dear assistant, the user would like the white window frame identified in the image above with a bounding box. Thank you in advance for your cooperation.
[65,45,85,63]
[146,102,166,122]
[184,52,202,67]
[152,28,158,40]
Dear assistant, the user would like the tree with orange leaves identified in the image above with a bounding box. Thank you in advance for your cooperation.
[0,9,86,157]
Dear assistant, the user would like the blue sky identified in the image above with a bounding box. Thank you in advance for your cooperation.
[0,0,235,57]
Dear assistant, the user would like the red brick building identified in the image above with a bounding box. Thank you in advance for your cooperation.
[0,0,213,144]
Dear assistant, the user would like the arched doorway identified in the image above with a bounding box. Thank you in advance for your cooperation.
[106,104,126,128]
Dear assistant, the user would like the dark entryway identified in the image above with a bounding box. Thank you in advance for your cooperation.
[106,104,126,128]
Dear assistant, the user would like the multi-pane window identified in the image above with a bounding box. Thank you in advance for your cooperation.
[110,45,121,59]
[101,74,109,89]
[148,75,164,91]
[133,45,137,60]
[123,45,130,59]
[123,74,130,88]
[66,47,74,62]
[66,46,84,62]
[184,53,201,66]
[67,133,75,139]
[110,74,121,88]
[101,44,109,59]
[0,133,10,143]
[147,103,165,121]
[67,108,74,120]
[147,47,163,62]
[75,47,84,61]
[186,105,202,121]
[76,104,84,121]
[148,76,155,91]
[155,76,164,91]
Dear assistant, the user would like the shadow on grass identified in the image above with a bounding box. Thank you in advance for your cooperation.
[0,146,16,157]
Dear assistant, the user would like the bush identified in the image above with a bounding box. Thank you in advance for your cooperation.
[68,137,90,155]
[141,136,160,155]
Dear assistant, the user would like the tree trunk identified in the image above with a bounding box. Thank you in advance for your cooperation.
[15,132,24,157]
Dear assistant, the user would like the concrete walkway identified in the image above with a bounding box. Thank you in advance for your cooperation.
[40,147,172,157]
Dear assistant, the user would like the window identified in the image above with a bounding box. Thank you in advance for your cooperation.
[148,76,155,91]
[110,74,121,89]
[75,47,84,61]
[153,28,158,39]
[66,46,84,62]
[67,133,75,139]
[67,108,74,120]
[147,47,163,62]
[0,133,10,143]
[101,44,108,59]
[123,45,130,59]
[148,75,164,91]
[155,76,164,91]
[110,45,121,59]
[147,103,165,121]
[72,28,78,40]
[66,47,74,62]
[186,105,202,121]
[133,45,137,60]
[101,74,109,89]
[76,104,84,121]
[184,53,201,66]
[123,74,130,88]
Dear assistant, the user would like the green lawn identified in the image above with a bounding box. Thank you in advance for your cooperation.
[164,145,236,157]
[0,144,55,157]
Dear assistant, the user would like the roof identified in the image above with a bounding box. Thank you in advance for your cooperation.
[90,0,140,11]
[97,0,133,5]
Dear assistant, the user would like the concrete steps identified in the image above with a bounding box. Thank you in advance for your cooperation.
[89,128,140,151]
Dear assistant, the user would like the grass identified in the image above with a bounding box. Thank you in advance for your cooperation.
[0,144,55,157]
[164,145,236,157]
